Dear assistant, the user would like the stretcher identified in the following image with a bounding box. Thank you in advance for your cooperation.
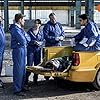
[26,46,73,78]
[26,46,100,90]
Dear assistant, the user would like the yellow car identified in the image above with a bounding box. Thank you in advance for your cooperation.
[27,46,100,90]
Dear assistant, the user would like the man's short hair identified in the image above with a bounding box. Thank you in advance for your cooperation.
[34,19,41,24]
[79,14,88,20]
[15,13,25,22]
[49,13,56,18]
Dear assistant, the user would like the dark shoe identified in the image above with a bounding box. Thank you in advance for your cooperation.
[14,91,26,96]
[33,74,38,84]
[22,87,30,92]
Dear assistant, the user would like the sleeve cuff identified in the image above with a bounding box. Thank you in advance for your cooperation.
[83,43,88,47]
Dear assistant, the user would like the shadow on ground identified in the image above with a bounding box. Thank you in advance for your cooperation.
[0,77,96,100]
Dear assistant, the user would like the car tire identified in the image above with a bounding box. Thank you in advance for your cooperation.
[92,69,100,90]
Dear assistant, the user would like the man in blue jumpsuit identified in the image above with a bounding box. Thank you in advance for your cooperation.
[0,16,5,88]
[73,14,100,51]
[25,19,44,85]
[10,13,30,96]
[43,13,65,47]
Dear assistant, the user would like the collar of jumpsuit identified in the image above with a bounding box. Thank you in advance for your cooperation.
[15,23,21,28]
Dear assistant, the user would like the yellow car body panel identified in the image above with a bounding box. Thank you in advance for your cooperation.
[67,52,100,82]
[65,68,97,82]
[44,46,73,61]
[44,47,100,82]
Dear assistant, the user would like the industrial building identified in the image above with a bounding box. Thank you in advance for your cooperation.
[0,0,100,32]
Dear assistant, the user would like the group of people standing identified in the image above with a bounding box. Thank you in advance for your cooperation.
[9,12,65,96]
[0,12,100,96]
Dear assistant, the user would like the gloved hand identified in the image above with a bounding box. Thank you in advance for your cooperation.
[55,36,64,41]
[34,41,43,46]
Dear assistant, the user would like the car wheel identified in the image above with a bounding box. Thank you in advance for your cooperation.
[92,69,100,90]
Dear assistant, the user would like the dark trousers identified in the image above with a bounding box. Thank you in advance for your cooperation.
[25,48,41,84]
[12,47,26,93]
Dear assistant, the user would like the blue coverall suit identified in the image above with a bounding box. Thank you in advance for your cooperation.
[43,21,65,47]
[10,24,30,93]
[73,21,100,51]
[25,28,44,84]
[0,24,5,76]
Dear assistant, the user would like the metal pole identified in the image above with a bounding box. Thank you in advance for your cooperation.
[4,0,9,32]
[76,0,81,29]
[29,0,32,20]
[71,6,74,27]
[35,0,36,19]
[70,0,74,27]
[68,9,70,26]
[67,0,70,26]
[85,0,94,21]
[21,0,24,14]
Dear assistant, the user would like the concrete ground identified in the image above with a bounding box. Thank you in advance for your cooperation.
[0,75,100,100]
[0,50,100,100]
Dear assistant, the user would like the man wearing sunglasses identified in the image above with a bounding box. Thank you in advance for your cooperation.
[73,14,100,51]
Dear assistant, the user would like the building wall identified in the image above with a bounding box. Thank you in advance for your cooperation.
[0,9,100,28]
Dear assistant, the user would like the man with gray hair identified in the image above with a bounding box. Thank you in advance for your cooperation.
[43,13,65,47]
